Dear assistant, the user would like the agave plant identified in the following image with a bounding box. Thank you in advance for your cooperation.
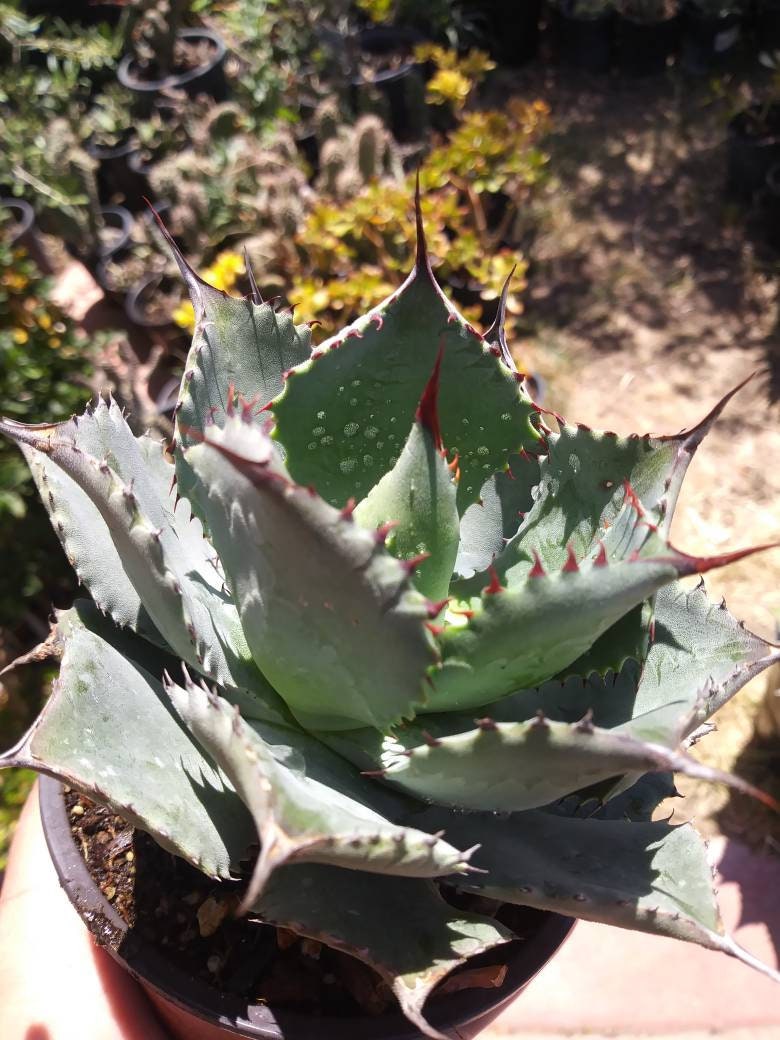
[2,196,779,1035]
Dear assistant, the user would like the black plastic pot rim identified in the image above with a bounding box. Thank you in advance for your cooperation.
[125,273,176,329]
[117,27,226,95]
[87,136,141,162]
[352,62,415,88]
[98,205,134,259]
[39,776,575,1040]
[0,197,35,242]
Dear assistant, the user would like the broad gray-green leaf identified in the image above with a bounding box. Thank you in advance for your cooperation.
[272,242,540,514]
[354,351,459,601]
[407,807,780,984]
[379,704,777,812]
[0,602,252,879]
[0,398,159,635]
[453,448,541,580]
[167,673,475,912]
[469,379,754,593]
[253,863,514,1040]
[424,502,774,714]
[0,409,258,692]
[186,418,437,731]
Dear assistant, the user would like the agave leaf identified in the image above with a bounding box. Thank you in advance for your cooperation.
[185,418,437,731]
[408,807,780,985]
[353,350,459,601]
[0,602,253,879]
[0,398,161,636]
[0,407,259,692]
[463,379,754,593]
[167,673,475,913]
[425,494,776,714]
[453,448,541,581]
[378,702,778,813]
[634,579,780,729]
[272,215,540,514]
[252,863,513,1040]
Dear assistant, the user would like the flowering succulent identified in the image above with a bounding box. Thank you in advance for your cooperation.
[2,198,780,1035]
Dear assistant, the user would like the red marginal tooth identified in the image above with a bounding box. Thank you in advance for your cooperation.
[425,622,446,637]
[340,497,356,519]
[375,520,399,544]
[347,328,364,340]
[310,349,323,359]
[226,382,236,416]
[563,544,579,573]
[447,312,458,324]
[372,313,384,331]
[649,619,656,642]
[528,550,546,578]
[416,343,446,452]
[489,345,501,358]
[594,541,609,567]
[404,552,430,572]
[484,565,505,595]
[451,608,475,620]
[623,480,645,516]
[447,452,460,473]
[426,598,450,619]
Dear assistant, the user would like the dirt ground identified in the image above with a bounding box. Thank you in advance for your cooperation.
[505,61,780,846]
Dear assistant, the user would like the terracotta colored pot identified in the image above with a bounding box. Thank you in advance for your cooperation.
[39,777,575,1040]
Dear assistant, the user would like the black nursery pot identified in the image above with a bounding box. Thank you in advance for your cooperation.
[680,6,742,75]
[39,777,575,1040]
[616,14,680,76]
[87,138,150,212]
[351,64,427,143]
[480,0,543,66]
[118,28,228,107]
[726,103,780,202]
[552,9,615,74]
[20,0,120,25]
[762,162,780,250]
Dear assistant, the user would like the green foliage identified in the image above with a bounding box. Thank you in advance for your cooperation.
[0,238,94,625]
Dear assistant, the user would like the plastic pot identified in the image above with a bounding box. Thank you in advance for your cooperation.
[1,197,35,243]
[39,777,575,1040]
[125,272,179,329]
[97,205,134,260]
[20,0,120,25]
[616,13,680,75]
[726,103,780,202]
[118,28,228,106]
[480,0,543,65]
[680,6,742,74]
[87,138,150,211]
[351,64,427,143]
[551,9,615,74]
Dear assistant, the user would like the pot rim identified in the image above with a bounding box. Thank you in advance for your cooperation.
[98,205,134,259]
[39,776,575,1040]
[117,27,227,95]
[0,197,35,243]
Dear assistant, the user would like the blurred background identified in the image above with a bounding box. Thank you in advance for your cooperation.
[1,0,779,977]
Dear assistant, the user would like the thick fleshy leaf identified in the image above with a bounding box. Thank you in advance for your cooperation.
[0,602,253,879]
[378,703,777,812]
[634,579,780,729]
[0,398,161,635]
[462,379,754,594]
[453,448,541,581]
[407,807,780,985]
[0,407,259,692]
[271,229,540,514]
[186,418,437,731]
[252,863,514,1040]
[354,352,459,601]
[167,673,475,912]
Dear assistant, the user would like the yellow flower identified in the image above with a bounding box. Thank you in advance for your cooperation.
[426,69,472,110]
[48,336,62,349]
[12,328,28,344]
[38,312,53,331]
[172,301,196,334]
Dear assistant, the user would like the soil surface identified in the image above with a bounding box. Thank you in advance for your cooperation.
[65,789,545,1019]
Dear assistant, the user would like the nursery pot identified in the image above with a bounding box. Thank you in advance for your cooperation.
[125,272,180,329]
[551,9,615,74]
[350,64,427,143]
[20,0,120,25]
[616,13,680,76]
[118,28,228,106]
[479,0,544,66]
[726,103,780,201]
[87,138,150,212]
[39,777,575,1040]
[0,197,53,273]
[680,6,742,74]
